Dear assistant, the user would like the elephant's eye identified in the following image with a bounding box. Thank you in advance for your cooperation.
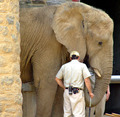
[98,42,103,46]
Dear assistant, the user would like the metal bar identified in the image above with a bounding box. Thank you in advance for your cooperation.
[22,76,120,92]
[22,82,36,92]
[110,75,120,84]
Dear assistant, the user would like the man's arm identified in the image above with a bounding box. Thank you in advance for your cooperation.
[55,77,65,90]
[106,85,110,101]
[84,77,94,99]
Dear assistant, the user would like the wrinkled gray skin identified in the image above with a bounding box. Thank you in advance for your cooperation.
[20,2,113,117]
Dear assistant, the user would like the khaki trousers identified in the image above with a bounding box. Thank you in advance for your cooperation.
[64,89,85,117]
[85,94,106,117]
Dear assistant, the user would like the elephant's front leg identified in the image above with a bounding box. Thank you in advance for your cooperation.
[32,49,61,117]
[36,75,57,117]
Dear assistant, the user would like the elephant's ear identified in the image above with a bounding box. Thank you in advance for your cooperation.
[52,2,87,60]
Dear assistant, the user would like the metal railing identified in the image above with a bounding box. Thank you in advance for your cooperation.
[110,75,120,84]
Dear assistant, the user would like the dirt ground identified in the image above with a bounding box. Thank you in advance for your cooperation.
[88,114,111,117]
[102,114,118,117]
[92,114,113,117]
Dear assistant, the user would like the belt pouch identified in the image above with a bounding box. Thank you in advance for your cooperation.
[73,88,78,94]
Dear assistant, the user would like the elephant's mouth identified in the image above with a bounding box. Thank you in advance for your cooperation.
[83,55,102,78]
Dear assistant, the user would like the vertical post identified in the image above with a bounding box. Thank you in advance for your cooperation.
[0,0,22,117]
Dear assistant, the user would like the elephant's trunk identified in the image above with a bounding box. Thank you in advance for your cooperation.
[85,57,113,107]
[85,75,111,107]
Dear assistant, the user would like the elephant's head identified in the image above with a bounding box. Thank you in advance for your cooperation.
[52,2,113,106]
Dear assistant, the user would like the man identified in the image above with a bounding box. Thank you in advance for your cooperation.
[55,51,94,117]
[86,68,110,117]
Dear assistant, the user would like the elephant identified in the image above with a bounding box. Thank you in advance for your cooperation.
[20,2,113,117]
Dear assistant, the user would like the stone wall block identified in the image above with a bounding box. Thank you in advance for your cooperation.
[0,15,5,24]
[0,3,8,13]
[9,2,19,14]
[0,0,4,2]
[6,15,15,25]
[14,94,23,105]
[0,56,7,67]
[5,106,16,113]
[3,43,13,53]
[9,54,18,62]
[16,21,20,33]
[0,37,10,42]
[1,76,14,85]
[12,63,21,75]
[3,26,9,36]
[2,113,14,117]
[0,94,12,102]
[11,34,18,42]
[0,26,4,32]
[0,26,9,36]
[15,76,22,85]
[14,105,23,117]
[0,0,22,116]
[14,43,21,55]
[0,75,22,94]
[0,43,13,54]
[4,105,23,117]
[0,103,3,112]
[0,26,9,37]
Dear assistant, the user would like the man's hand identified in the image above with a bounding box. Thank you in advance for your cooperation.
[106,92,110,101]
[106,85,110,101]
[89,92,94,99]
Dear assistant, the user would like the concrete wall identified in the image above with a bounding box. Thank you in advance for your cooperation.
[0,0,22,117]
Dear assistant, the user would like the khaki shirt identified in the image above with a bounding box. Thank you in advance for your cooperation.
[56,60,91,89]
